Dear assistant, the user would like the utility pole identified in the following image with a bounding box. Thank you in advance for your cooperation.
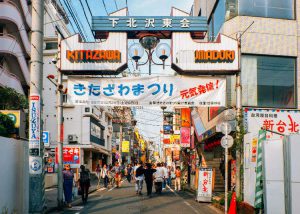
[29,0,45,212]
[119,124,123,164]
[235,33,242,199]
[57,65,64,208]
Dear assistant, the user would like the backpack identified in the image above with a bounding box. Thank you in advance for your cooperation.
[135,166,144,177]
[80,170,90,183]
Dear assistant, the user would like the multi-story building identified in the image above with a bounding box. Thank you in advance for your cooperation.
[42,1,113,182]
[192,0,299,193]
[0,0,32,95]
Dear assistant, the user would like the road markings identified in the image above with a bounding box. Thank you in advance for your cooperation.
[108,179,125,192]
[167,186,199,214]
[97,187,106,192]
[45,188,56,192]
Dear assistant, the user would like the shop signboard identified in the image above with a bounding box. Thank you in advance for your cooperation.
[122,141,130,153]
[0,110,20,128]
[68,76,226,107]
[60,34,127,75]
[43,131,50,147]
[196,168,213,202]
[172,34,239,75]
[29,94,41,156]
[244,108,300,139]
[55,147,80,168]
[181,108,191,127]
[163,125,173,134]
[180,127,190,147]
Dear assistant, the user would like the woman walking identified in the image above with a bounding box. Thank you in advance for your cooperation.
[63,164,74,208]
[101,164,109,188]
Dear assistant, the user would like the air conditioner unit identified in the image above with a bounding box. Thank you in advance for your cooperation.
[68,134,78,143]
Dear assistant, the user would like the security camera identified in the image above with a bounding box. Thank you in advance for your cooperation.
[51,58,57,64]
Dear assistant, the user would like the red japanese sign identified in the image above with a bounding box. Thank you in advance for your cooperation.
[197,168,213,202]
[245,108,300,139]
[180,127,190,147]
[55,147,80,166]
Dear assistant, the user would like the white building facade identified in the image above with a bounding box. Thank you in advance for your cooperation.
[42,0,113,178]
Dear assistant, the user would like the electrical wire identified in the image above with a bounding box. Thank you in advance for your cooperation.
[101,0,109,15]
[68,0,89,41]
[78,0,93,39]
[84,0,93,17]
[114,0,118,10]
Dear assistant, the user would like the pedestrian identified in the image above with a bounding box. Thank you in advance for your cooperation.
[175,166,181,191]
[134,161,145,195]
[126,164,133,183]
[112,162,121,188]
[166,165,172,187]
[96,164,101,179]
[154,163,164,194]
[63,164,74,208]
[79,165,91,204]
[101,164,109,188]
[144,163,156,198]
[161,162,168,190]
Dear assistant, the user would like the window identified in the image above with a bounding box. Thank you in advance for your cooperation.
[45,42,58,50]
[242,55,296,108]
[63,94,68,103]
[0,24,4,34]
[239,0,294,19]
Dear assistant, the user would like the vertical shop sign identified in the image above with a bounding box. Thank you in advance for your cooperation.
[29,94,41,156]
[180,127,191,147]
[196,168,213,202]
[181,108,191,127]
[251,138,258,162]
[122,141,130,153]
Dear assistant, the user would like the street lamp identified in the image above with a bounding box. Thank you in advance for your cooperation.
[128,35,171,75]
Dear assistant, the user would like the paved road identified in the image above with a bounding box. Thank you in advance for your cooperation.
[49,180,222,214]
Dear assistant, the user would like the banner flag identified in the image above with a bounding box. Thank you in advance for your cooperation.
[67,76,226,107]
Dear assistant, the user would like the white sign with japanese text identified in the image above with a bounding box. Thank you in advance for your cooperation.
[29,94,41,156]
[196,168,213,202]
[67,76,226,107]
[244,108,300,139]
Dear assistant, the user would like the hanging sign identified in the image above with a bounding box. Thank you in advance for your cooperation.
[29,94,41,156]
[181,108,191,127]
[55,147,80,168]
[60,34,127,75]
[122,141,130,153]
[172,34,239,75]
[244,108,300,139]
[196,168,213,202]
[180,127,191,147]
[67,76,226,107]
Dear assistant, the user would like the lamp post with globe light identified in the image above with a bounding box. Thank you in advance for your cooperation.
[129,35,171,75]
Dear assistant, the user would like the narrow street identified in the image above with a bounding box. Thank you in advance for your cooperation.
[50,180,221,214]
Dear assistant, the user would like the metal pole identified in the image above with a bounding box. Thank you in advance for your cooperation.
[57,68,64,208]
[235,34,242,198]
[29,0,45,212]
[225,146,228,213]
[119,124,123,164]
[149,49,152,75]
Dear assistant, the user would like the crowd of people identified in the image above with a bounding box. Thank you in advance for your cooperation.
[62,161,182,207]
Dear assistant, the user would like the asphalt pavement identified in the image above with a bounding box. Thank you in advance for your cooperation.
[48,179,222,214]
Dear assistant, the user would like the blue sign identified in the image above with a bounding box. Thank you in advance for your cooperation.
[43,131,50,147]
[92,16,207,32]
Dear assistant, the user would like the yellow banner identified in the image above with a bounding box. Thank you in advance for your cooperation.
[122,141,130,153]
[0,110,20,128]
[140,139,145,152]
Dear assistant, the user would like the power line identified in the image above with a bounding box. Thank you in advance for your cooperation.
[84,0,93,17]
[68,0,89,41]
[78,0,93,39]
[114,0,118,10]
[101,0,109,15]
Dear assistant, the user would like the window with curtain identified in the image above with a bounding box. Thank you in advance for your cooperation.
[239,0,294,19]
[242,55,296,108]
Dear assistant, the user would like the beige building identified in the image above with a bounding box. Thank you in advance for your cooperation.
[0,0,32,95]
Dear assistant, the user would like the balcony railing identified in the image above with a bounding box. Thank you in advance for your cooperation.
[0,66,24,94]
